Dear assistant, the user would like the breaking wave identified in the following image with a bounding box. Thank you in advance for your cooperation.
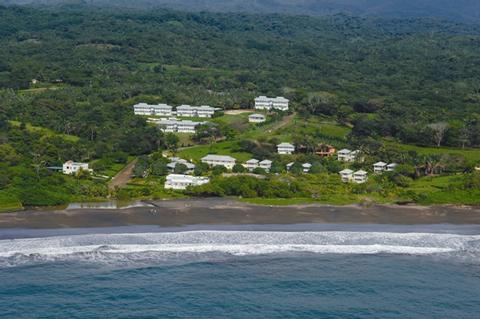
[1,231,479,267]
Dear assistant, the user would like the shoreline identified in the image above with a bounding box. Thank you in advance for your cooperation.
[0,198,479,229]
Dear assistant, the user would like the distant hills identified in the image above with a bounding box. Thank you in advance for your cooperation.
[1,0,480,22]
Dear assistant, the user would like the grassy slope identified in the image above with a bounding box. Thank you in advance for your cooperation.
[9,120,80,142]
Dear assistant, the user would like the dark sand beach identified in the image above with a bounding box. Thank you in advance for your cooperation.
[0,198,479,229]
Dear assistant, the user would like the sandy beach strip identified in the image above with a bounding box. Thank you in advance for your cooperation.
[0,198,479,229]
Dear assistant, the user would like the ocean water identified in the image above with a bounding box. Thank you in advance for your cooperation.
[0,225,479,318]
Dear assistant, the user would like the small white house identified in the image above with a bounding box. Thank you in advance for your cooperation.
[302,163,312,173]
[248,114,266,123]
[62,161,91,175]
[277,143,295,155]
[254,96,289,111]
[286,162,295,171]
[164,174,209,190]
[373,162,388,174]
[201,155,237,169]
[259,159,273,172]
[353,170,368,184]
[244,159,259,171]
[387,163,398,172]
[134,103,173,116]
[339,169,354,182]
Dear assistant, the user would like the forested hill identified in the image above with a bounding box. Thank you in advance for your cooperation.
[2,0,480,22]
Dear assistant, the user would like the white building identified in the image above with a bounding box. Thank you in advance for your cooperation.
[302,163,312,173]
[373,162,388,174]
[339,169,354,182]
[156,118,203,133]
[277,143,295,155]
[353,170,368,184]
[337,149,360,162]
[176,105,218,118]
[201,155,237,169]
[248,113,266,123]
[259,159,273,172]
[254,96,289,111]
[134,103,173,116]
[387,163,398,172]
[286,162,294,171]
[167,158,196,174]
[244,159,259,171]
[164,174,210,190]
[62,161,91,175]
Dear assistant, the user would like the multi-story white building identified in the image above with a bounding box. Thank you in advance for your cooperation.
[353,170,368,184]
[133,103,173,116]
[62,161,91,175]
[164,174,210,190]
[176,105,218,118]
[201,155,237,169]
[373,162,388,174]
[244,159,260,171]
[339,169,354,182]
[259,160,272,172]
[337,149,360,162]
[254,96,289,111]
[156,118,203,133]
[248,113,266,123]
[277,143,295,155]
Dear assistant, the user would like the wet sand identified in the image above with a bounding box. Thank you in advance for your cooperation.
[1,198,479,229]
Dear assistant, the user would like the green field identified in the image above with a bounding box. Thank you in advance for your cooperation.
[9,121,80,142]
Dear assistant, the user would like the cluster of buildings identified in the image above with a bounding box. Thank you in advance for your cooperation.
[254,96,289,111]
[134,103,219,118]
[148,118,204,134]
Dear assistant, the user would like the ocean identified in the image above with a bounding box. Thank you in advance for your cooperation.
[0,224,479,318]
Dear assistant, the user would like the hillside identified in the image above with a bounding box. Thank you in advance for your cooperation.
[2,0,480,22]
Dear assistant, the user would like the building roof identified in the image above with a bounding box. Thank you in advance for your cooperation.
[166,174,209,183]
[374,161,388,166]
[302,163,312,168]
[134,103,173,109]
[64,161,88,166]
[387,163,398,167]
[277,142,295,148]
[339,169,354,174]
[249,113,266,118]
[354,170,368,175]
[245,159,260,164]
[255,96,289,102]
[338,149,351,154]
[259,159,272,165]
[201,154,237,162]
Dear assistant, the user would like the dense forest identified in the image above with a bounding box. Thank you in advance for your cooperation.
[0,4,479,208]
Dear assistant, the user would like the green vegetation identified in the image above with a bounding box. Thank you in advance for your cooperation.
[0,5,479,210]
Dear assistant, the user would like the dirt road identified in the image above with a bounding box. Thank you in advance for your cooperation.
[108,158,137,191]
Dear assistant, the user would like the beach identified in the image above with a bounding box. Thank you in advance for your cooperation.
[1,198,479,229]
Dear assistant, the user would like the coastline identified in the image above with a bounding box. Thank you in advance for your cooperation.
[0,198,479,229]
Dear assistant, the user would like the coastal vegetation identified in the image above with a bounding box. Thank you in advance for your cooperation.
[0,5,479,210]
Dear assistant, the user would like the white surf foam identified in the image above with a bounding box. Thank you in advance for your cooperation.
[0,231,478,265]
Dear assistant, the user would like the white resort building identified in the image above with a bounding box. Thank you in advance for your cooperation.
[373,162,388,174]
[254,96,289,111]
[339,169,354,182]
[134,103,173,116]
[353,170,368,184]
[244,159,260,171]
[387,163,398,172]
[176,105,218,118]
[62,161,91,175]
[259,160,272,172]
[277,143,295,155]
[302,163,312,173]
[155,118,204,133]
[248,114,266,123]
[201,155,237,169]
[164,174,210,190]
[337,149,360,162]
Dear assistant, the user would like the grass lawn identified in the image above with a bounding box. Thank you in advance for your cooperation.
[9,121,80,142]
[178,140,252,162]
[0,192,23,212]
